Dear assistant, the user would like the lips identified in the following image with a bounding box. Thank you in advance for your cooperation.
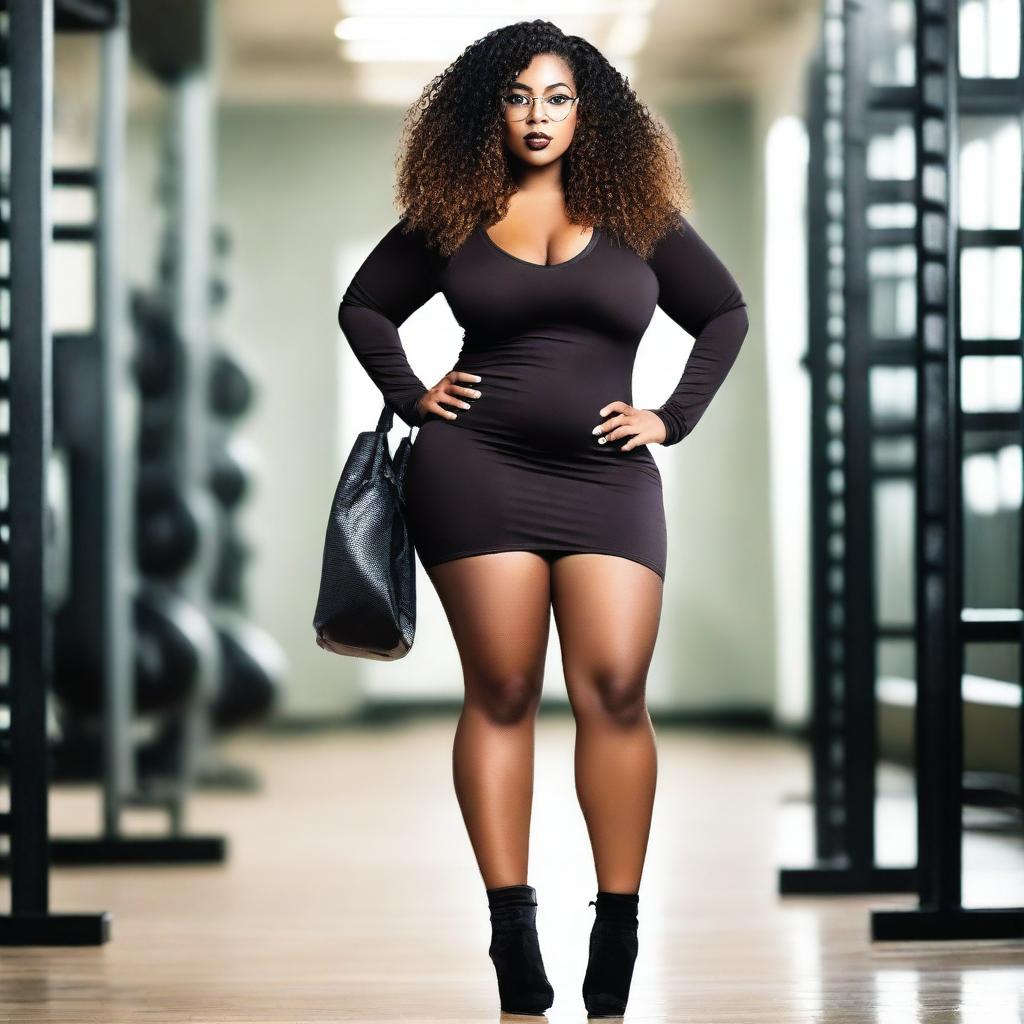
[524,132,551,141]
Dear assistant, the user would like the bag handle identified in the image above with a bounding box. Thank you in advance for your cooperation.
[376,402,416,439]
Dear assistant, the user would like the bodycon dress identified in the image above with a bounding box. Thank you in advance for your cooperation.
[337,211,749,581]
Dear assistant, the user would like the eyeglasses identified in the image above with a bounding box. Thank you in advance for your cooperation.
[500,91,579,122]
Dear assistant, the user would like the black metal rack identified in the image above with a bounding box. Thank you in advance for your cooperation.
[0,0,110,946]
[782,0,1023,942]
[781,0,919,897]
[872,0,1024,940]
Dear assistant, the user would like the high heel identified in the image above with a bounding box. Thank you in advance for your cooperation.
[486,883,556,1016]
[582,890,639,1018]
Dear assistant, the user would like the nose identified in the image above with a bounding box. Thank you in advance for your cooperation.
[527,99,549,126]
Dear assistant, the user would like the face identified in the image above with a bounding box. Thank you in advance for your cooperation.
[500,52,579,168]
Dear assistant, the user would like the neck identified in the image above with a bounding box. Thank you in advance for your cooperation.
[511,156,564,193]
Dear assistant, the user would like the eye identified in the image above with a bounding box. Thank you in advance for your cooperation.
[504,93,528,105]
[548,95,571,105]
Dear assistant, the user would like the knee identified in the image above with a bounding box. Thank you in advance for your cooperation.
[468,671,543,725]
[586,673,649,727]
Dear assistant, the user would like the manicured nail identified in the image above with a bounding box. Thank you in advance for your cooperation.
[592,426,602,435]
[599,407,607,415]
[473,375,483,381]
[598,437,606,444]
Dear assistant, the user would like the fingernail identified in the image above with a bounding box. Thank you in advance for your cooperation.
[474,375,483,381]
[599,408,607,415]
[598,437,606,444]
[592,426,602,435]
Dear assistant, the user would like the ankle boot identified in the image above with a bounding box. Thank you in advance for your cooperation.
[582,890,639,1017]
[486,883,556,1016]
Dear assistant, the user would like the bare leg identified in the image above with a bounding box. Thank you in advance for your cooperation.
[425,551,552,889]
[550,553,663,894]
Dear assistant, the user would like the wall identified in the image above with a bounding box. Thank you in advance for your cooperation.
[647,98,776,712]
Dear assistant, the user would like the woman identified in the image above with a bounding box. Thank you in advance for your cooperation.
[337,20,749,1018]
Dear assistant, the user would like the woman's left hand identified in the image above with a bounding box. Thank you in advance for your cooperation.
[592,401,667,451]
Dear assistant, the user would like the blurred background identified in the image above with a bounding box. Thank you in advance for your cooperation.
[2,0,1023,1019]
[55,0,815,722]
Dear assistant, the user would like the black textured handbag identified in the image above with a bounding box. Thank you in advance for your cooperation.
[312,402,417,659]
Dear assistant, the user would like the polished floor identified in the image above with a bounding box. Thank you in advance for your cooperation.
[2,715,1023,1022]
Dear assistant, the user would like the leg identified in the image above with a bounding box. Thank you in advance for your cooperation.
[551,553,662,1017]
[427,551,556,1016]
[550,553,663,894]
[425,550,552,889]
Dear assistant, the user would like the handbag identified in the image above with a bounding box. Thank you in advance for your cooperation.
[312,402,417,659]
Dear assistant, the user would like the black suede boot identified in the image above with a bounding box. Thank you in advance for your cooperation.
[486,883,556,1016]
[582,890,639,1018]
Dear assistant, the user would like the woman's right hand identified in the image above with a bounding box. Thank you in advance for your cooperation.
[416,370,483,421]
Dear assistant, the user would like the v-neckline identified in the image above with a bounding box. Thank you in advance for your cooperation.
[479,223,601,268]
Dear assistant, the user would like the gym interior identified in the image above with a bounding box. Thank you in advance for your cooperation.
[1,0,1022,1021]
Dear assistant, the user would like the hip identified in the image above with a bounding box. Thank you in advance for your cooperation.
[410,414,662,487]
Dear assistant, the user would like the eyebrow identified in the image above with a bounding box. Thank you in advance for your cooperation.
[509,81,573,91]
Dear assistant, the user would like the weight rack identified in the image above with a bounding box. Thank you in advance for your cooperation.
[782,0,1024,942]
[780,0,920,898]
[873,0,1024,940]
[0,0,110,946]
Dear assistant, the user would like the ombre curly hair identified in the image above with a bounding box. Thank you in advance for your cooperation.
[393,19,692,261]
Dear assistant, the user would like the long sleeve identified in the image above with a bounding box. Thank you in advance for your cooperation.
[645,212,749,446]
[337,218,445,428]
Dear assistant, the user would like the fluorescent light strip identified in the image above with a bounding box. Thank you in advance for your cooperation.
[336,16,518,42]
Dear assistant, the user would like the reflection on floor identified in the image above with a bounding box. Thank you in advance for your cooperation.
[2,716,1022,1022]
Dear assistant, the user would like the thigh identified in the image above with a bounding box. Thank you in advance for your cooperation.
[426,551,553,694]
[550,554,664,713]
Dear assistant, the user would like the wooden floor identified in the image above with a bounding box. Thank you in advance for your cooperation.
[3,716,1023,1022]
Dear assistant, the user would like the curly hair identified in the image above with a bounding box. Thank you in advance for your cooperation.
[393,19,692,261]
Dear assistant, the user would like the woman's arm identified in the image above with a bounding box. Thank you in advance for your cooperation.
[644,212,750,446]
[337,218,445,428]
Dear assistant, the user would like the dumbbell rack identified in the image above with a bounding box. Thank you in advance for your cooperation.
[1,0,228,946]
[42,0,225,870]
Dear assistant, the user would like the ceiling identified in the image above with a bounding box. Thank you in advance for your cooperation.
[214,0,822,107]
[52,0,822,119]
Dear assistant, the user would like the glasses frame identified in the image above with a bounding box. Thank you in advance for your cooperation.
[500,91,580,122]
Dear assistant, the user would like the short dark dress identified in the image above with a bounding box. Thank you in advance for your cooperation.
[337,212,749,581]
